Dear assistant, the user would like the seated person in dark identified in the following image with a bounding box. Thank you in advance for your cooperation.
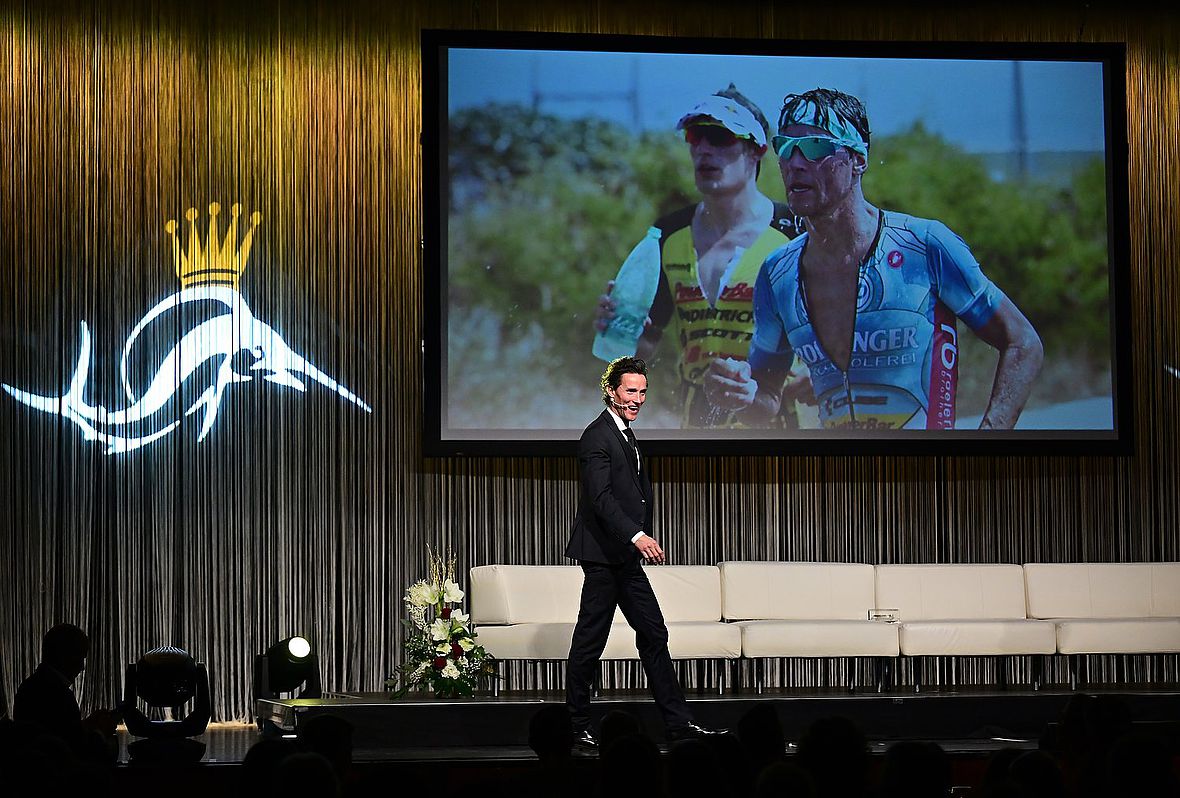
[13,623,118,760]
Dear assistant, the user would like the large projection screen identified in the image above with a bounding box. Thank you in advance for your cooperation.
[423,31,1131,456]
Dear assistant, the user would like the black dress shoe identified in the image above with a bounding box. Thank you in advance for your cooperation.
[572,728,599,749]
[666,721,728,741]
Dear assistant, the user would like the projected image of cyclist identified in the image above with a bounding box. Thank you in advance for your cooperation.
[593,84,807,429]
[704,88,1044,430]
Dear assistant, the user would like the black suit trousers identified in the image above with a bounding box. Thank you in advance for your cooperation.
[565,557,692,731]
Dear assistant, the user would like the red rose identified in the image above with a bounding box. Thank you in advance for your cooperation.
[432,657,447,670]
[441,607,452,619]
[451,643,463,658]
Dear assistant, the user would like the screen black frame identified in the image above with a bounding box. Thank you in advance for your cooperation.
[421,28,1132,458]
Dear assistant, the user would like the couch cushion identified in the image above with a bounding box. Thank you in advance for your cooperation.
[646,566,723,622]
[470,565,586,625]
[736,619,899,657]
[474,621,741,660]
[1024,563,1180,619]
[1054,618,1180,654]
[475,622,577,660]
[719,562,876,621]
[898,619,1057,655]
[875,564,1028,621]
[470,565,722,625]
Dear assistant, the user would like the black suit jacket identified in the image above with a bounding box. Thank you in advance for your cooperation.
[565,409,652,564]
[13,663,82,734]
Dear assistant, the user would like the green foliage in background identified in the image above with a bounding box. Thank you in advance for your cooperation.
[446,106,1111,426]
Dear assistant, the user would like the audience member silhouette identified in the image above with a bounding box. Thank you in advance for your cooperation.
[795,715,870,798]
[755,760,816,798]
[597,731,664,797]
[527,704,573,762]
[274,751,340,797]
[664,737,732,798]
[736,701,786,773]
[493,704,587,798]
[241,737,300,796]
[1105,730,1179,797]
[12,623,118,764]
[702,726,756,795]
[298,713,354,791]
[1049,692,1133,798]
[879,739,951,798]
[598,708,643,750]
[1,728,99,797]
[1007,749,1066,798]
[980,746,1032,798]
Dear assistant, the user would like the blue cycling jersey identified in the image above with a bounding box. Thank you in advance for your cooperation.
[750,210,1005,430]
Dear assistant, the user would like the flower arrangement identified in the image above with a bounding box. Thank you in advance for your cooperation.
[386,548,496,698]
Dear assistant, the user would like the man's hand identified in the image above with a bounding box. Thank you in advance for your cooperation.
[703,357,758,410]
[84,708,120,737]
[634,533,665,565]
[594,280,652,333]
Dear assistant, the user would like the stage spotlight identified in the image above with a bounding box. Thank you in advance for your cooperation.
[254,635,323,700]
[120,646,211,763]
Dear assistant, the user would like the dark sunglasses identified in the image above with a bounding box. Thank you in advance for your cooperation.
[772,135,844,161]
[684,125,745,147]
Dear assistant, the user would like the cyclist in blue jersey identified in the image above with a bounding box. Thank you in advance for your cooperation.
[704,88,1043,430]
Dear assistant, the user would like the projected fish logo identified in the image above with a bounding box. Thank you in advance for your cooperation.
[2,203,372,453]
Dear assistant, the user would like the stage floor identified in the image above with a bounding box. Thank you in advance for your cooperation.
[105,686,1180,796]
[251,684,1180,756]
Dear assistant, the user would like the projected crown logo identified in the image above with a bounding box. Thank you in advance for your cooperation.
[166,202,262,290]
[1,197,372,454]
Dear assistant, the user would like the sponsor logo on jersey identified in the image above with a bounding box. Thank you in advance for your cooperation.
[792,326,920,367]
[674,281,755,305]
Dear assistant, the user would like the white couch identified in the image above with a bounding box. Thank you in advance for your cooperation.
[1024,562,1180,686]
[719,561,899,692]
[469,564,741,667]
[468,561,1179,693]
[875,564,1057,658]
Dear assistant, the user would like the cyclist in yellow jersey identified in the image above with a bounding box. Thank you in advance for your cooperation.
[594,84,807,428]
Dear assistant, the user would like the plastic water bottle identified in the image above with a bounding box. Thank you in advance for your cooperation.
[592,226,662,361]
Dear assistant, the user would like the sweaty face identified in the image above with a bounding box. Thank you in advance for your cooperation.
[688,126,761,196]
[777,124,862,218]
[607,373,647,423]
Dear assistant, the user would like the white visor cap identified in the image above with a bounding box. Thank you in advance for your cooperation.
[675,95,767,148]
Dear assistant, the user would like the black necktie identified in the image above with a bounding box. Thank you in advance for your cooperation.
[623,427,641,471]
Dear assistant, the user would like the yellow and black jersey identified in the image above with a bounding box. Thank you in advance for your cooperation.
[649,202,802,429]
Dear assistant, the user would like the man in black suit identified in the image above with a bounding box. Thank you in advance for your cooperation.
[565,357,723,747]
[13,623,118,759]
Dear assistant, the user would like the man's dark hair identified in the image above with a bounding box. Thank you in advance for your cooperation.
[715,82,771,144]
[41,624,88,665]
[601,357,647,406]
[778,88,871,149]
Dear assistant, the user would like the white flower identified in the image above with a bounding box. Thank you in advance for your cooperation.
[442,579,465,603]
[458,638,474,652]
[436,642,451,655]
[441,661,461,679]
[451,610,470,628]
[430,618,452,641]
[407,580,440,608]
